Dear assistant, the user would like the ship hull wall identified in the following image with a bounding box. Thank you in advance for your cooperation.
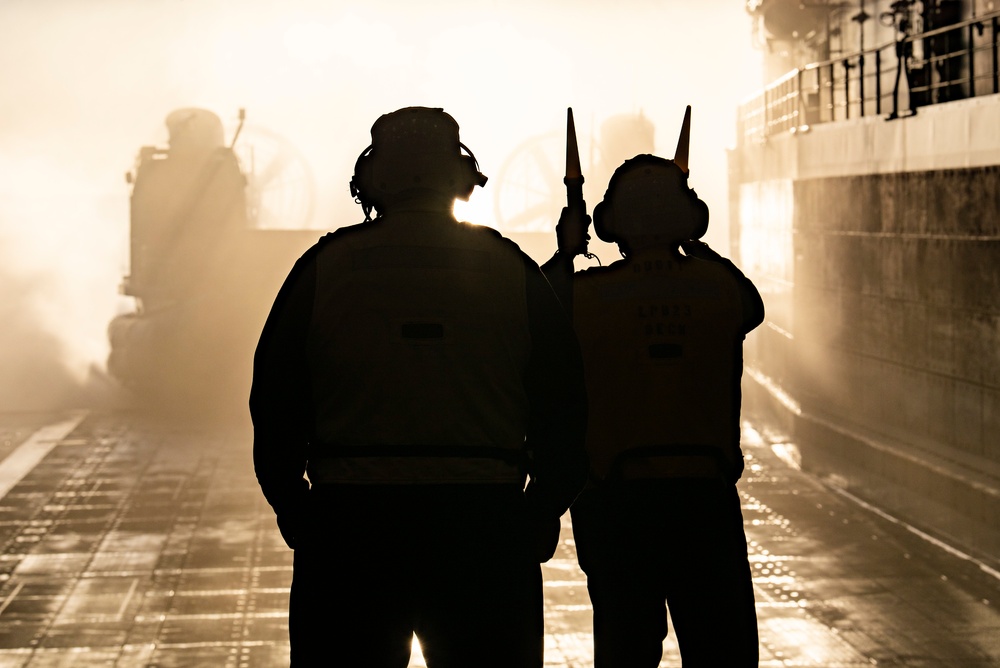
[731,94,1000,562]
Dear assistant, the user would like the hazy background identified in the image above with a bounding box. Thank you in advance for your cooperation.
[0,0,763,410]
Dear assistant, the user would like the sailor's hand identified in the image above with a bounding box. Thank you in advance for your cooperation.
[556,207,591,257]
[275,512,302,550]
[680,239,722,261]
[274,493,310,550]
[531,512,563,563]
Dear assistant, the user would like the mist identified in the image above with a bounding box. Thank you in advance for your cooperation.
[0,0,761,411]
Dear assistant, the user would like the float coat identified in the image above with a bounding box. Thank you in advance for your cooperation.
[305,211,533,485]
[572,246,745,480]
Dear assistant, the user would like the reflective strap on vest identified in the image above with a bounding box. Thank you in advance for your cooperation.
[307,444,528,485]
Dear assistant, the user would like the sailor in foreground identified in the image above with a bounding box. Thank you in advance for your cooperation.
[251,106,588,667]
[543,107,763,667]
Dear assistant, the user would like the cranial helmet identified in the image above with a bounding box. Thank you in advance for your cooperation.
[592,106,708,247]
[350,107,487,220]
[592,156,709,245]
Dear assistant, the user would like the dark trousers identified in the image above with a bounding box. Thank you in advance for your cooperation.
[571,479,758,667]
[289,485,543,667]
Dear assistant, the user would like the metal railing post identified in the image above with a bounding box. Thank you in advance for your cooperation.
[994,16,999,94]
[859,53,866,116]
[829,62,836,122]
[875,49,882,114]
[969,23,977,97]
[796,68,804,128]
[844,59,851,119]
[765,86,772,138]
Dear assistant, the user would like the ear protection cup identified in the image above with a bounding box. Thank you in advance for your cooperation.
[592,199,618,245]
[349,145,377,220]
[349,146,373,199]
[688,193,709,240]
[455,143,488,199]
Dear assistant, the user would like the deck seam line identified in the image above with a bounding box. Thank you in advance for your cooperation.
[829,485,1000,582]
[0,411,88,501]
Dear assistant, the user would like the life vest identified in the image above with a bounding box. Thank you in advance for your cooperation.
[305,211,532,484]
[572,247,744,480]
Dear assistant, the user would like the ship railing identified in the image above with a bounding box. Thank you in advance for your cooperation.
[738,9,1000,144]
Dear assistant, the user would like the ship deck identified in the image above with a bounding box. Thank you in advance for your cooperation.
[0,411,995,666]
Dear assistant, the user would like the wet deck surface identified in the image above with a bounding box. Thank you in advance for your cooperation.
[0,410,996,666]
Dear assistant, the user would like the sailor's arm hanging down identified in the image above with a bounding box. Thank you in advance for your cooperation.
[249,247,318,549]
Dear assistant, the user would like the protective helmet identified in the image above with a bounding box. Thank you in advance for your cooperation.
[350,107,487,220]
[165,108,225,152]
[592,155,709,246]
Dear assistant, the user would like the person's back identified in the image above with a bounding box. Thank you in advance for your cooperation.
[545,142,762,666]
[251,107,588,667]
[573,245,746,481]
[305,212,533,481]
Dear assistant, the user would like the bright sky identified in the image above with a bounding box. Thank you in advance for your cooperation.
[0,0,763,402]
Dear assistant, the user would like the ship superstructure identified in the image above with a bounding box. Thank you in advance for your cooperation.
[732,0,1000,561]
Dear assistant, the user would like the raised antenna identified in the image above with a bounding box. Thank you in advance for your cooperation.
[673,105,691,174]
[565,108,582,181]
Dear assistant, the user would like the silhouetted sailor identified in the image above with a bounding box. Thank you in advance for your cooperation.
[250,107,588,667]
[543,107,763,667]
